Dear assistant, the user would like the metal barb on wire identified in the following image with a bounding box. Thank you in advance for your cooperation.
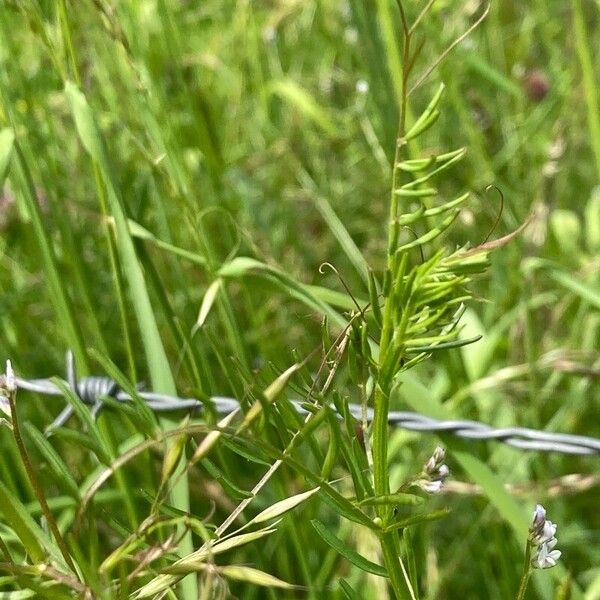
[12,353,600,456]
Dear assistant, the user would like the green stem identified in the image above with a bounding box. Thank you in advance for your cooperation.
[380,533,414,600]
[57,0,81,87]
[515,542,533,600]
[371,11,417,600]
[374,9,410,509]
[372,385,391,502]
[8,389,78,575]
[375,0,405,103]
[374,81,408,510]
[572,0,600,179]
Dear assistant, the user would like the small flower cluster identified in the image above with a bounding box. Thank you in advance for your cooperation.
[0,359,15,389]
[419,446,449,494]
[529,504,561,569]
[0,360,16,418]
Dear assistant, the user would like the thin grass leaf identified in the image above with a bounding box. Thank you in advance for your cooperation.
[64,82,193,582]
[374,0,403,101]
[548,270,600,311]
[125,218,207,267]
[216,425,377,530]
[218,256,347,327]
[268,79,336,135]
[312,195,370,284]
[238,363,302,432]
[189,409,239,467]
[383,508,450,533]
[217,565,299,589]
[247,487,320,526]
[48,428,108,463]
[0,127,15,185]
[132,527,281,599]
[9,143,87,369]
[405,334,482,353]
[87,349,157,437]
[194,278,223,330]
[572,0,600,178]
[307,285,369,311]
[218,437,271,467]
[200,458,252,500]
[339,579,361,600]
[132,574,179,599]
[23,423,80,498]
[0,481,46,562]
[51,378,111,465]
[64,81,176,395]
[311,520,388,578]
[168,528,278,571]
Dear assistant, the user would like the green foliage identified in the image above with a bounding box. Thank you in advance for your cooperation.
[0,0,598,599]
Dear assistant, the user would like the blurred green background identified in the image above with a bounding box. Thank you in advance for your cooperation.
[0,0,599,598]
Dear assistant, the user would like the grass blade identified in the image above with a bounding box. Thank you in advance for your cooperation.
[0,127,15,185]
[247,487,320,526]
[311,519,388,578]
[0,480,46,562]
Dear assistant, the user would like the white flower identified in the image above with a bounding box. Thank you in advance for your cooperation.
[532,538,561,569]
[531,504,546,529]
[437,464,449,479]
[529,504,557,544]
[425,447,446,475]
[531,520,557,545]
[3,360,16,393]
[0,360,16,418]
[421,480,443,494]
[418,447,449,494]
[529,504,561,569]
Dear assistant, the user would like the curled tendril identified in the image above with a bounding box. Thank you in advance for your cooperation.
[319,262,363,313]
[481,184,504,245]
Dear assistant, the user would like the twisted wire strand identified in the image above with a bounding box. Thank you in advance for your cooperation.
[14,375,600,456]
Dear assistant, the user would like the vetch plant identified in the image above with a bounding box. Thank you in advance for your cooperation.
[529,504,562,570]
[418,446,450,494]
[1,0,589,598]
[387,446,451,499]
[346,5,492,597]
[516,504,562,599]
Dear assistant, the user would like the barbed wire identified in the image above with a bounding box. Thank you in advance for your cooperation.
[12,353,600,457]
